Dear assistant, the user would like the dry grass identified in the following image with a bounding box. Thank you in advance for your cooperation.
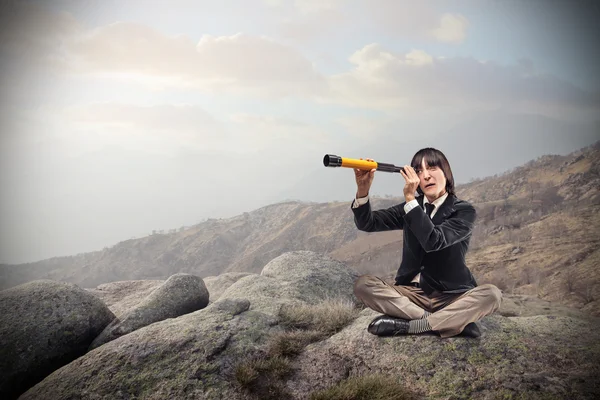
[233,298,361,398]
[278,298,360,336]
[234,354,293,399]
[309,374,414,400]
[267,329,325,357]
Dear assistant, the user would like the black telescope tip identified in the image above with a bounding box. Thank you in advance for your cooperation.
[323,154,342,167]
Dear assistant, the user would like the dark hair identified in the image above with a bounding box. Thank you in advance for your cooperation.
[410,148,455,196]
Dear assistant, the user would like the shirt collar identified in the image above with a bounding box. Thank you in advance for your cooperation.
[423,191,448,210]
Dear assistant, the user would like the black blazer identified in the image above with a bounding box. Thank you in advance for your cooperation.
[351,194,478,295]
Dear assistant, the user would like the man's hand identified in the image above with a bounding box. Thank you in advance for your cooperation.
[400,165,419,202]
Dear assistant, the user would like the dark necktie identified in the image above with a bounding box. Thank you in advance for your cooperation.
[425,203,435,218]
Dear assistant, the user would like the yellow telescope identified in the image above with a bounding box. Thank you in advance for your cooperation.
[323,154,406,174]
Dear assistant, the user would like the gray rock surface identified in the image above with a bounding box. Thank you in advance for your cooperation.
[87,279,163,318]
[20,298,279,400]
[219,273,305,315]
[218,251,359,315]
[261,250,360,304]
[12,252,600,400]
[203,272,252,302]
[0,280,114,400]
[286,308,600,399]
[90,273,209,350]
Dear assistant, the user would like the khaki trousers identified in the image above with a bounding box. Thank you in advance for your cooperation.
[354,275,502,338]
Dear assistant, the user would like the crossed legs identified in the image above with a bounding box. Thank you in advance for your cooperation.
[354,275,502,338]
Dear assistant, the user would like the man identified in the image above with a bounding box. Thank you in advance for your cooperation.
[351,147,501,338]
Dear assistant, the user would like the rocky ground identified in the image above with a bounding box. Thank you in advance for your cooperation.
[2,251,599,399]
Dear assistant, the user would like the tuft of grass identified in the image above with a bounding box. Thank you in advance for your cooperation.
[234,354,293,399]
[309,374,414,400]
[267,329,325,357]
[234,362,259,387]
[278,298,359,336]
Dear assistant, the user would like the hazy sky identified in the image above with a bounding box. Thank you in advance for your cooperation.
[1,0,599,264]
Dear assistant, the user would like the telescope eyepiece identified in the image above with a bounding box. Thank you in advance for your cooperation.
[323,154,342,167]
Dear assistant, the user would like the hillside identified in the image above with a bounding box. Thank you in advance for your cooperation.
[1,141,599,315]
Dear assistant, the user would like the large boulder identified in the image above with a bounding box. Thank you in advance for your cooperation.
[0,280,115,400]
[219,273,304,315]
[219,251,359,315]
[261,250,359,304]
[87,279,164,319]
[89,273,209,350]
[203,272,252,302]
[20,298,280,400]
[286,308,600,399]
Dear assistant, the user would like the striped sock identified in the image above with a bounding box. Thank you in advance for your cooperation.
[408,318,432,334]
[421,310,432,319]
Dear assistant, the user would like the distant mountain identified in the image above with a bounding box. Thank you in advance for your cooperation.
[1,140,599,316]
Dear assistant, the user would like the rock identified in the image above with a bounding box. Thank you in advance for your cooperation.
[203,272,253,302]
[218,273,305,316]
[89,273,209,350]
[0,280,115,400]
[219,251,359,315]
[87,279,164,319]
[498,294,590,319]
[20,298,280,400]
[260,250,359,304]
[13,255,600,400]
[286,309,600,399]
[511,247,522,255]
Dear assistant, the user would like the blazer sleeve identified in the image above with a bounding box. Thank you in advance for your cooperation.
[403,202,476,253]
[351,198,406,232]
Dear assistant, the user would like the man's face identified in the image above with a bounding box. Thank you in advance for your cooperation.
[417,158,447,199]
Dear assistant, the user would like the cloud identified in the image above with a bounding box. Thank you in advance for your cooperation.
[357,1,469,45]
[430,13,469,44]
[1,3,597,119]
[0,3,325,99]
[326,44,600,115]
[62,24,326,97]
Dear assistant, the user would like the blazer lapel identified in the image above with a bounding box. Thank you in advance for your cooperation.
[431,194,456,225]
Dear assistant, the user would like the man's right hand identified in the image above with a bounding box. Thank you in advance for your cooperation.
[354,158,375,197]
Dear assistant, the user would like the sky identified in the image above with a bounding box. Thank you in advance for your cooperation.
[0,0,599,264]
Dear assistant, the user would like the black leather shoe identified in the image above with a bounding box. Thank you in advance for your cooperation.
[459,322,481,338]
[367,315,410,336]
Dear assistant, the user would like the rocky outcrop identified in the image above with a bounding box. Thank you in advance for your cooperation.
[287,308,600,399]
[20,297,279,400]
[13,251,600,399]
[89,273,209,350]
[0,280,114,400]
